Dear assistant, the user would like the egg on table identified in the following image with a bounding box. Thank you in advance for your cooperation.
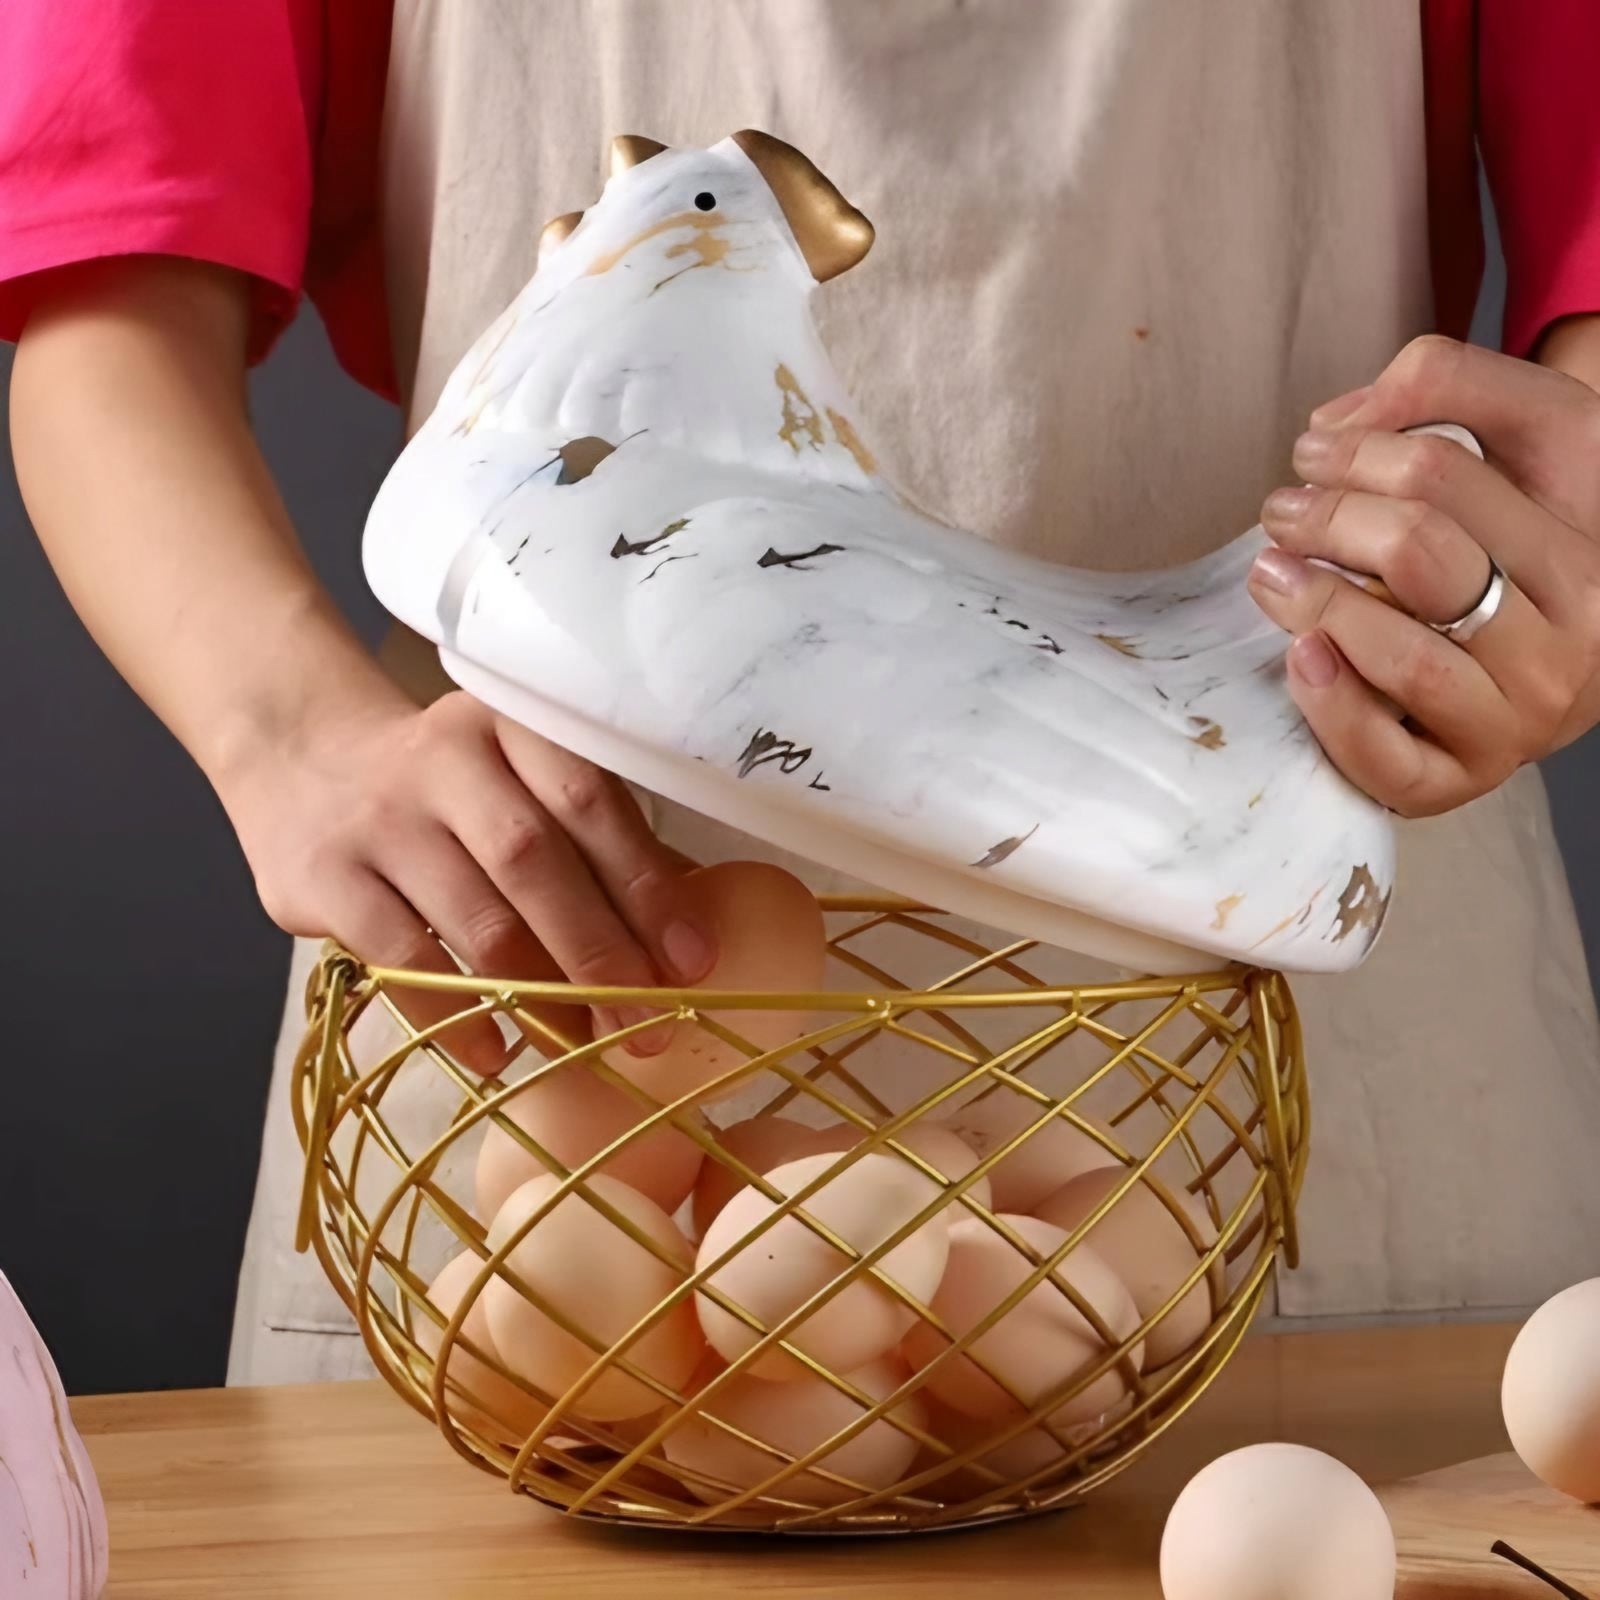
[1501,1275,1600,1503]
[1159,1443,1396,1600]
[1034,1167,1220,1367]
[696,1150,950,1379]
[939,1088,1112,1214]
[475,1062,705,1223]
[902,1213,1142,1427]
[419,1251,550,1442]
[619,861,827,1105]
[663,1356,927,1507]
[483,1173,704,1421]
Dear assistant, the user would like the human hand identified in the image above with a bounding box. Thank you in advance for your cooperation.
[1249,333,1600,817]
[9,257,715,1068]
[219,689,716,1072]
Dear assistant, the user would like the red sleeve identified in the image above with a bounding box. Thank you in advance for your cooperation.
[301,0,398,401]
[0,0,322,364]
[1479,0,1600,356]
[1421,0,1484,343]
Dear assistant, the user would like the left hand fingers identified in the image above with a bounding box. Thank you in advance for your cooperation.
[1261,485,1491,624]
[1256,532,1571,740]
[1274,631,1477,816]
[1257,483,1577,721]
[1289,425,1598,623]
[1248,554,1524,790]
[1310,335,1600,531]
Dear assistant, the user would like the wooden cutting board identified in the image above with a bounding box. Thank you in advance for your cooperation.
[1385,1453,1599,1596]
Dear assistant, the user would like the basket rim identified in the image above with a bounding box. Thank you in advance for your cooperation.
[317,893,1265,1008]
[293,905,1307,1533]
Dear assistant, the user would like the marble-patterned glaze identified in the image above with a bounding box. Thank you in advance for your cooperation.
[364,132,1394,974]
[0,1270,108,1599]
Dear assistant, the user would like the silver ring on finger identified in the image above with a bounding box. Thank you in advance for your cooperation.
[1430,556,1507,646]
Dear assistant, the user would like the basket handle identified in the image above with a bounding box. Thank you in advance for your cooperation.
[295,955,350,1255]
[1248,971,1300,1270]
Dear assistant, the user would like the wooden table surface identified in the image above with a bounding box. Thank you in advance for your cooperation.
[74,1322,1522,1599]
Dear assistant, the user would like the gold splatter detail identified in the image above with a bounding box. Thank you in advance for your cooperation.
[587,211,729,277]
[1247,790,1265,808]
[450,397,490,438]
[465,307,519,392]
[1211,894,1245,931]
[1333,863,1391,947]
[971,825,1039,869]
[648,221,741,294]
[776,364,825,452]
[41,1359,90,1507]
[1189,718,1227,750]
[1095,633,1142,657]
[556,436,616,482]
[666,218,732,270]
[827,408,878,475]
[1250,884,1326,951]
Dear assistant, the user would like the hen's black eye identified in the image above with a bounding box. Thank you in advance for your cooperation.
[694,191,716,211]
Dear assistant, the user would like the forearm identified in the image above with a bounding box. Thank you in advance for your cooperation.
[1535,312,1600,391]
[1532,314,1600,742]
[8,258,407,792]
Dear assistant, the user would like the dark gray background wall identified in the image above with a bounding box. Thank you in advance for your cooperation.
[2,206,1596,1395]
[0,318,398,1393]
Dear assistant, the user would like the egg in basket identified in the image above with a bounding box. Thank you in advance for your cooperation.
[294,871,1307,1532]
[293,128,1363,1532]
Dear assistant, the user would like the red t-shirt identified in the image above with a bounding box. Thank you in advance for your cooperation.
[1,1,1596,401]
[0,0,394,396]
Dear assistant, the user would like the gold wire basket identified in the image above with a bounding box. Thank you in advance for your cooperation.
[293,897,1307,1534]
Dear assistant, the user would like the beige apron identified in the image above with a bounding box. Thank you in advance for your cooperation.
[229,0,1600,1384]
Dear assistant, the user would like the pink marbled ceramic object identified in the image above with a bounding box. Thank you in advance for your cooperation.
[0,1269,108,1599]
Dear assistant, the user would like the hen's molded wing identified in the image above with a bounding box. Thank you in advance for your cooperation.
[365,133,1393,973]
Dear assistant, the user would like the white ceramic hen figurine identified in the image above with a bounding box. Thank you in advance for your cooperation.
[364,131,1394,974]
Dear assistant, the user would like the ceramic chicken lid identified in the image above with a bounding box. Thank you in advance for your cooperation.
[364,130,1396,976]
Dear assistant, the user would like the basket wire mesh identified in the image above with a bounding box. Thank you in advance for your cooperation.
[293,897,1307,1532]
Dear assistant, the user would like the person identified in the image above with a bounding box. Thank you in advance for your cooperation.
[5,1,1600,1386]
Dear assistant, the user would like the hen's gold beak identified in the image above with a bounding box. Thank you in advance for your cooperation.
[733,129,874,282]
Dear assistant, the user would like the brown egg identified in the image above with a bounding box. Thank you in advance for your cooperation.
[902,1214,1142,1427]
[417,1252,549,1443]
[1035,1167,1220,1366]
[619,862,826,1105]
[1501,1276,1600,1503]
[810,1122,994,1228]
[917,1395,1124,1499]
[483,1173,704,1421]
[1159,1444,1396,1599]
[691,1114,848,1239]
[939,1088,1112,1214]
[697,1151,950,1379]
[663,1356,927,1507]
[475,1062,704,1223]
